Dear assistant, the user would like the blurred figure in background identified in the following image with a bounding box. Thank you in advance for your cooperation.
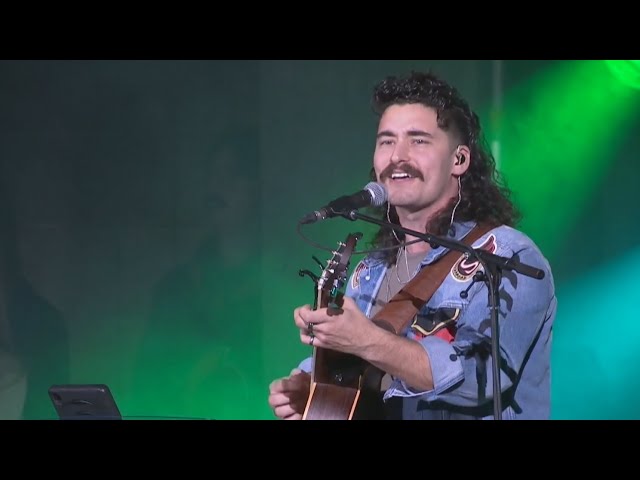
[132,126,264,419]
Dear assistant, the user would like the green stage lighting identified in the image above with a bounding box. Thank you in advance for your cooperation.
[605,60,640,89]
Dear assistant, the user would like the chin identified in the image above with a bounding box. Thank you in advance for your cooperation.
[389,189,418,205]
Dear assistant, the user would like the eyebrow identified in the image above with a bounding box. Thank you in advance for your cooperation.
[376,129,434,139]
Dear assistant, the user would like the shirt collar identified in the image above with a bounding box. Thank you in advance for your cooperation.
[361,220,479,267]
[421,220,478,265]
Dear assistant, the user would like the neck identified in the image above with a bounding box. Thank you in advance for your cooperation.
[394,185,460,255]
[395,208,434,255]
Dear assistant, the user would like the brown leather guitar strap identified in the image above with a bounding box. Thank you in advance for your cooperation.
[372,223,495,335]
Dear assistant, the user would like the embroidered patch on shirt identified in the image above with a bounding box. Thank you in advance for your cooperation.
[351,261,367,290]
[411,307,460,343]
[450,234,497,282]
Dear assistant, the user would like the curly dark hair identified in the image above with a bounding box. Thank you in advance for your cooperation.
[367,70,521,264]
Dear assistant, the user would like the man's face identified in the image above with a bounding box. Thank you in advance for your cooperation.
[373,103,461,214]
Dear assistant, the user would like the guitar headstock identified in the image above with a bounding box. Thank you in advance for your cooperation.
[316,232,362,309]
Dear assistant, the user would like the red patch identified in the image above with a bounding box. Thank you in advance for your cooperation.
[412,326,455,343]
[434,324,456,343]
[411,309,459,343]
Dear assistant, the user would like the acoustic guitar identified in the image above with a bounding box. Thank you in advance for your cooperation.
[302,232,386,420]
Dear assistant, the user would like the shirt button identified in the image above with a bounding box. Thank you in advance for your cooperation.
[449,354,457,361]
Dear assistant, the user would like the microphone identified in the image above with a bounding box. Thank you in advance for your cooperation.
[298,182,387,225]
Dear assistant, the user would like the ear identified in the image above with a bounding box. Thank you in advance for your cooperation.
[452,144,471,176]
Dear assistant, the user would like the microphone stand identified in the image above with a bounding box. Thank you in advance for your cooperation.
[339,209,545,420]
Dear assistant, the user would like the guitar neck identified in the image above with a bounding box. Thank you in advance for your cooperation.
[302,231,386,420]
[310,291,364,389]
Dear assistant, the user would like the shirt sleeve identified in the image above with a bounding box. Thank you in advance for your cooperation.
[385,242,556,408]
[297,356,313,373]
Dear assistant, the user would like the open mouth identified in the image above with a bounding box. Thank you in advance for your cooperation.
[389,172,417,181]
[380,164,423,182]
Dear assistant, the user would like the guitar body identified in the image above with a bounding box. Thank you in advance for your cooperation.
[303,363,387,420]
[302,232,387,420]
[304,383,360,420]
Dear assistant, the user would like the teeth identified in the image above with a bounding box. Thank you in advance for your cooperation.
[391,173,411,179]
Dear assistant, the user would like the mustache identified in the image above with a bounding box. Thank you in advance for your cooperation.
[379,163,424,181]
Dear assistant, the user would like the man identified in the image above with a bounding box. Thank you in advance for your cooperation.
[268,70,556,420]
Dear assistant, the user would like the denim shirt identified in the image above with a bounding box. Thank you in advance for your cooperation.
[298,221,556,420]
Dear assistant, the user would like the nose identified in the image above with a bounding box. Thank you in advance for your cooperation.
[390,139,409,164]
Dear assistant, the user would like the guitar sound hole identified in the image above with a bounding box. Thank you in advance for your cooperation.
[331,369,360,385]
